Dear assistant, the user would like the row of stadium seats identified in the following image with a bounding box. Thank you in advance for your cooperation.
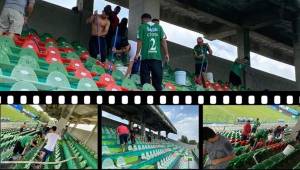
[0,27,249,91]
[0,127,98,169]
[102,125,194,169]
[214,128,300,169]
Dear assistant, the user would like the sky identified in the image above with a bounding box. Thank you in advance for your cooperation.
[102,105,199,142]
[43,0,296,81]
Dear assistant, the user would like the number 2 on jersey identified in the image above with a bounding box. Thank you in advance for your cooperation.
[149,38,157,53]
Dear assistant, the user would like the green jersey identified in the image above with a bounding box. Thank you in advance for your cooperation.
[137,22,166,60]
[255,129,268,140]
[253,120,261,129]
[20,135,33,148]
[194,44,209,64]
[231,62,246,78]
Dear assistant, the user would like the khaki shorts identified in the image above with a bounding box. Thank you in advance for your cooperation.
[0,8,24,35]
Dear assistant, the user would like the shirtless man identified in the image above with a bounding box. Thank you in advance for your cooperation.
[87,10,110,63]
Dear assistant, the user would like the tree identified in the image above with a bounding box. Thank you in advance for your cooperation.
[188,140,197,145]
[180,135,189,144]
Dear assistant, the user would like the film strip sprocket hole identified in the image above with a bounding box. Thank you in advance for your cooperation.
[0,92,299,105]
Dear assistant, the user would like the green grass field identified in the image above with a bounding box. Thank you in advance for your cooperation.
[203,105,297,124]
[1,105,32,122]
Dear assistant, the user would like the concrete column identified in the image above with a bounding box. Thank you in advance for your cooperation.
[65,105,76,121]
[84,124,97,145]
[141,123,145,141]
[78,0,94,45]
[166,131,169,139]
[237,28,250,60]
[71,121,79,133]
[128,0,160,40]
[237,28,250,87]
[294,0,300,90]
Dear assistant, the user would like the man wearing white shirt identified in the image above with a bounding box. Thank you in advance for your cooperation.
[112,40,140,77]
[40,126,61,162]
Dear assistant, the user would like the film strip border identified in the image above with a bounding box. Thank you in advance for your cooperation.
[0,92,300,105]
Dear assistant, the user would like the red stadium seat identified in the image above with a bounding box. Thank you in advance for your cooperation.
[164,82,176,91]
[96,74,115,88]
[74,67,93,79]
[66,59,84,72]
[105,84,123,91]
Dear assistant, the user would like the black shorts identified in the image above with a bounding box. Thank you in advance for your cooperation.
[89,36,107,63]
[13,141,24,155]
[119,134,129,145]
[229,71,241,86]
[195,63,207,76]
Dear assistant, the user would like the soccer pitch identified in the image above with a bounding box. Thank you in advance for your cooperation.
[203,105,297,124]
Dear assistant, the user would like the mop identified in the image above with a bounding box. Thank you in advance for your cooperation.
[108,26,119,75]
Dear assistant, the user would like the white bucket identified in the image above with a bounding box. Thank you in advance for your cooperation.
[282,144,295,156]
[175,71,186,85]
[206,72,214,83]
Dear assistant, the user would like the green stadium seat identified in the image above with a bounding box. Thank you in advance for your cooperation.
[19,48,39,60]
[0,51,11,64]
[48,62,68,76]
[116,156,127,168]
[130,74,140,85]
[121,78,137,90]
[10,81,38,91]
[80,160,88,168]
[112,70,124,81]
[54,163,62,169]
[102,146,111,155]
[0,36,15,47]
[143,83,156,91]
[102,158,116,169]
[17,55,40,69]
[11,65,38,82]
[77,78,99,91]
[91,64,105,75]
[46,71,72,90]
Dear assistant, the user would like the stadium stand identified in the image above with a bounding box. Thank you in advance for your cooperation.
[203,127,300,169]
[0,27,246,91]
[0,105,98,169]
[102,105,199,169]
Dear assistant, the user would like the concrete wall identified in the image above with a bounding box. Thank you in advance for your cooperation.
[0,1,295,90]
[168,41,296,91]
[69,127,98,153]
[0,1,90,45]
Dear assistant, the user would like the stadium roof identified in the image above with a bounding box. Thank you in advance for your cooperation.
[41,105,98,124]
[102,105,177,134]
[108,0,298,65]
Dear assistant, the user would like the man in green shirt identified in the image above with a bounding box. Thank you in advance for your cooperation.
[252,118,261,133]
[193,37,212,85]
[134,13,170,91]
[229,58,247,90]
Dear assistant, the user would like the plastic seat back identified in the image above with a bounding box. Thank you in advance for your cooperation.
[143,83,155,91]
[122,78,137,90]
[11,65,38,82]
[91,64,105,75]
[102,146,110,155]
[116,156,126,167]
[48,62,68,76]
[102,158,116,169]
[77,78,98,91]
[18,55,40,69]
[0,51,10,64]
[10,81,38,91]
[0,35,15,47]
[19,48,38,60]
[46,71,71,89]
